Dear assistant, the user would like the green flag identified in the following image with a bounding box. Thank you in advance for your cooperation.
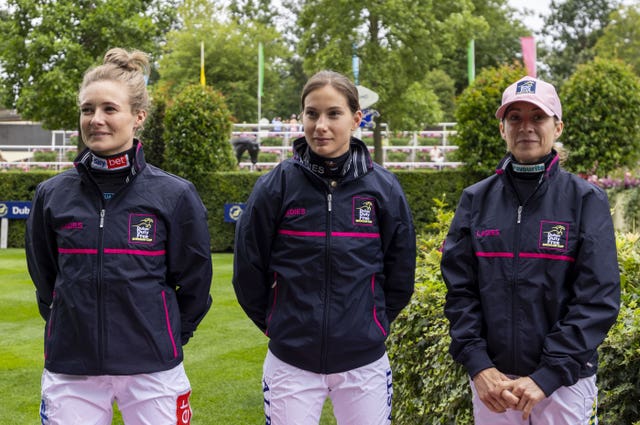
[467,39,475,85]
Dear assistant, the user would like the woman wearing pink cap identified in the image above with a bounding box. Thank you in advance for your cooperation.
[441,76,620,424]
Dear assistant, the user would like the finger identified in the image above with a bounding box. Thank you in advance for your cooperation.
[521,400,534,420]
[501,389,519,407]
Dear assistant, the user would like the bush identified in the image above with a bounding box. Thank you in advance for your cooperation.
[454,62,526,176]
[32,150,56,162]
[388,199,473,424]
[164,84,236,187]
[140,93,167,169]
[561,58,640,175]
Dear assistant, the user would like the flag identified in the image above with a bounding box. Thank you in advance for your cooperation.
[200,41,206,87]
[467,39,475,85]
[258,42,264,97]
[520,36,536,77]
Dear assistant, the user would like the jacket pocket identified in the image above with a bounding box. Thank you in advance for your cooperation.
[161,290,179,359]
[370,274,388,337]
[265,272,279,337]
[44,291,57,359]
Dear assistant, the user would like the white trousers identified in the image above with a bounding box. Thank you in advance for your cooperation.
[471,374,598,425]
[262,350,393,425]
[40,363,192,425]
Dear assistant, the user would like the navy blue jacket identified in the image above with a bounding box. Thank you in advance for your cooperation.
[441,152,620,396]
[233,137,416,374]
[25,141,212,375]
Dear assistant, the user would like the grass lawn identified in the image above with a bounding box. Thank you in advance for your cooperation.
[0,249,337,424]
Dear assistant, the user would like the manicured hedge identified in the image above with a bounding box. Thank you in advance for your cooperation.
[0,168,474,251]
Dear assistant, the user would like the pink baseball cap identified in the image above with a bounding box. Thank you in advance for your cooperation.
[495,76,562,120]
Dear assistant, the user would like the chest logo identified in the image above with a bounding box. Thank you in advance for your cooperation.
[353,197,376,226]
[539,220,569,251]
[129,214,156,244]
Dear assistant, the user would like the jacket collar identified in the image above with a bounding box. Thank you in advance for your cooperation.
[496,149,561,180]
[74,139,147,176]
[292,136,373,180]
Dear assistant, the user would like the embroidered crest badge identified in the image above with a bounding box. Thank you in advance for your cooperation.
[539,220,569,251]
[129,214,156,244]
[353,197,376,226]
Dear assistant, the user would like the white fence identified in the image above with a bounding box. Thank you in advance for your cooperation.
[0,124,461,171]
[232,122,461,170]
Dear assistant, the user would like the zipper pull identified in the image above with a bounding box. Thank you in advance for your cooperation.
[517,205,523,224]
[327,193,332,212]
[99,209,105,228]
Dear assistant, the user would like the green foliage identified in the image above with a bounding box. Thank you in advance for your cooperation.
[388,199,473,424]
[540,0,618,84]
[163,84,236,187]
[32,151,57,162]
[561,58,640,175]
[140,93,167,168]
[157,1,287,122]
[0,0,176,130]
[454,63,526,176]
[295,0,487,133]
[598,232,640,424]
[594,5,640,77]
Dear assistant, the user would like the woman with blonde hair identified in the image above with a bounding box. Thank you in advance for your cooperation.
[26,48,212,425]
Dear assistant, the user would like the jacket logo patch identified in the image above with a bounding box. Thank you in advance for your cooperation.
[539,220,569,251]
[129,214,156,244]
[353,197,375,226]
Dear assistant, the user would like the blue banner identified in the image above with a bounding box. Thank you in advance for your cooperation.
[224,203,245,223]
[0,201,32,219]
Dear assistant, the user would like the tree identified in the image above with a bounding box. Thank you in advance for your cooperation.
[294,0,488,163]
[0,0,176,130]
[139,92,167,169]
[540,0,619,83]
[157,0,288,123]
[164,84,236,187]
[594,5,640,77]
[561,58,640,175]
[439,0,531,93]
[454,62,527,176]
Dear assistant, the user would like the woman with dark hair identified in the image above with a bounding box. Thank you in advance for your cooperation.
[233,70,416,424]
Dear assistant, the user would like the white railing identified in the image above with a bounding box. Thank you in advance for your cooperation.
[0,124,461,171]
[231,122,461,170]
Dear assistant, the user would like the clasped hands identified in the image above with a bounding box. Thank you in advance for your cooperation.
[473,367,546,420]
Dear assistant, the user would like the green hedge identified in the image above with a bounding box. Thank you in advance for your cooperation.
[0,168,474,251]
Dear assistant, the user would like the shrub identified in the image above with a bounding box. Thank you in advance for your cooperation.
[140,93,167,169]
[32,150,56,162]
[388,199,473,424]
[561,58,640,175]
[454,62,526,176]
[164,84,236,187]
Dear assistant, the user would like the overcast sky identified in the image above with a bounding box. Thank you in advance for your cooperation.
[507,0,550,32]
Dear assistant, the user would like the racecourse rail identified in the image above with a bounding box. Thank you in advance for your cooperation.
[0,123,461,171]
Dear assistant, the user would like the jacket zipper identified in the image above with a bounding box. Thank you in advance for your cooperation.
[321,192,333,371]
[510,174,544,371]
[97,207,106,369]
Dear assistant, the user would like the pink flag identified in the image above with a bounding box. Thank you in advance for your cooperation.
[520,36,536,77]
